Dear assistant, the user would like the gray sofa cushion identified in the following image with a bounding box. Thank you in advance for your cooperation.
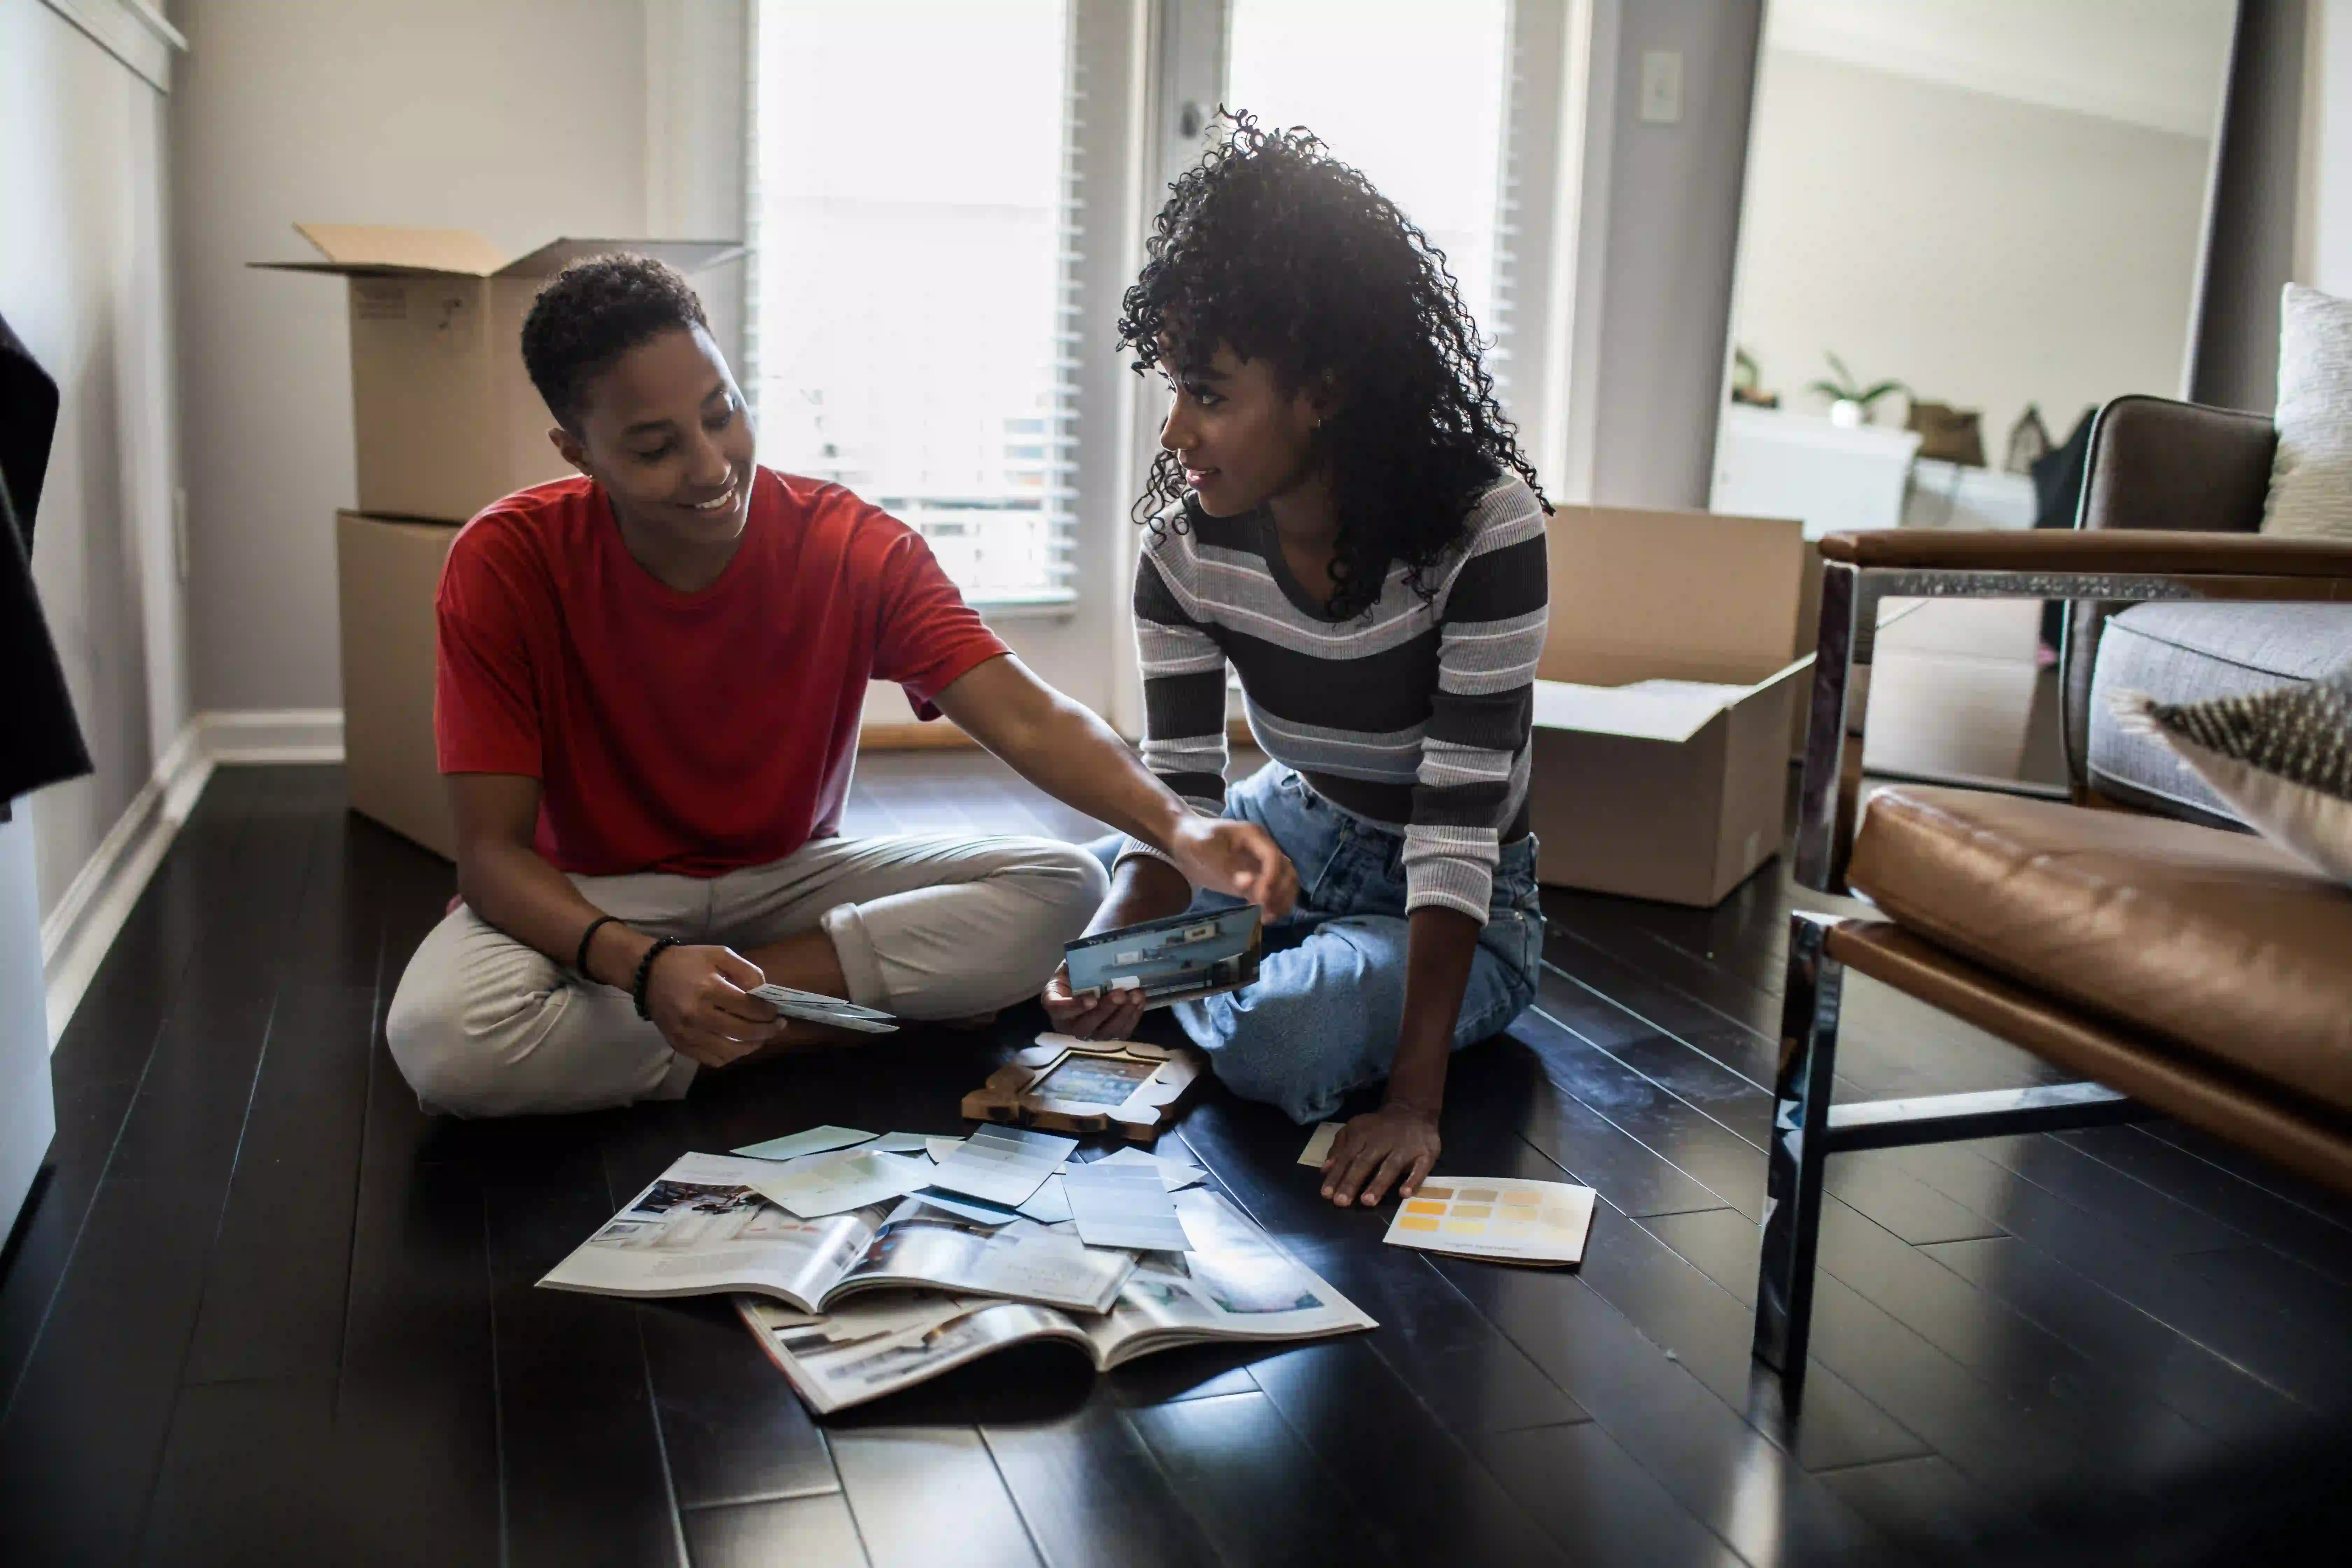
[2086,602,2352,823]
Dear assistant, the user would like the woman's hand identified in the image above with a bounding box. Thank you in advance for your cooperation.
[642,944,788,1068]
[1041,963,1149,1041]
[1321,1101,1442,1207]
[1167,817,1297,919]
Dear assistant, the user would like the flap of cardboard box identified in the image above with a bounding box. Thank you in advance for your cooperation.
[252,224,745,279]
[1540,505,1807,687]
[1532,658,1812,743]
[497,237,745,276]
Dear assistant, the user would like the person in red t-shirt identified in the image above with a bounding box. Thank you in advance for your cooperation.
[384,256,1295,1117]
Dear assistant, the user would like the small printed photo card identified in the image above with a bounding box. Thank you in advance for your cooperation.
[1062,1159,1191,1252]
[746,983,899,1034]
[927,1125,1077,1209]
[1380,1176,1596,1267]
[733,1125,875,1162]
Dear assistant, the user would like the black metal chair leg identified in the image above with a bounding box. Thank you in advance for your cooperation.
[1753,912,1844,1388]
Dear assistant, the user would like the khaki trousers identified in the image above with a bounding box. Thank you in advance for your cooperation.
[384,833,1106,1118]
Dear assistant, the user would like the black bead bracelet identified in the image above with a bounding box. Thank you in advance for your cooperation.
[632,936,681,1020]
[573,915,622,982]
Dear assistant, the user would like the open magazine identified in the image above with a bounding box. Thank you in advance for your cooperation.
[538,1153,1134,1314]
[736,1188,1377,1413]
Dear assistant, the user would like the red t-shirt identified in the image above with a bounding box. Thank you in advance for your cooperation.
[434,468,1008,876]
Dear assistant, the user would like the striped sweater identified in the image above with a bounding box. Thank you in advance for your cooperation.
[1126,473,1549,922]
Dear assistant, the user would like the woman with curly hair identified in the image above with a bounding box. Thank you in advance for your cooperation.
[1044,115,1550,1209]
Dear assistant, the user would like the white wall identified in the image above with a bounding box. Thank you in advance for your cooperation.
[168,0,657,715]
[1,0,189,922]
[1732,47,2212,454]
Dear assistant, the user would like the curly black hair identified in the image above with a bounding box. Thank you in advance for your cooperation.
[521,253,710,430]
[1120,112,1546,620]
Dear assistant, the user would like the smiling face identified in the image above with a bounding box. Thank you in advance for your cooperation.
[552,324,757,550]
[1156,342,1331,518]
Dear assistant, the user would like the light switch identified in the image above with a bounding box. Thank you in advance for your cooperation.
[1639,49,1684,124]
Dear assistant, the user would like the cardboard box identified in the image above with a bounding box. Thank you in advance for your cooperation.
[258,225,741,522]
[338,511,460,860]
[1528,507,1810,906]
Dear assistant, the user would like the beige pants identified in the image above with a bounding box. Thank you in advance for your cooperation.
[384,833,1107,1118]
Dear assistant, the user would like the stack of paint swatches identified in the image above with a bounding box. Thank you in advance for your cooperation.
[1379,1175,1596,1266]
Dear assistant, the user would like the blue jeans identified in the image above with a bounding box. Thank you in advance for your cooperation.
[1086,763,1544,1124]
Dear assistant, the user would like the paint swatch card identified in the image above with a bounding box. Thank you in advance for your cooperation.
[925,1136,965,1164]
[1297,1123,1342,1167]
[926,1125,1076,1208]
[746,983,899,1034]
[1015,1174,1072,1225]
[733,1125,875,1162]
[860,1132,933,1155]
[1380,1176,1596,1267]
[1061,1158,1191,1252]
[1093,1145,1205,1192]
[747,1150,929,1219]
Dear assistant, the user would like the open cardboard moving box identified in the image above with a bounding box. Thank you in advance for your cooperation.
[1530,506,1809,906]
[338,512,460,860]
[256,224,740,523]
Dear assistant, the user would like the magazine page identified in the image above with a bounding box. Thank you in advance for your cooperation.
[538,1153,876,1308]
[736,1293,1094,1415]
[1083,1190,1377,1365]
[825,1195,1136,1314]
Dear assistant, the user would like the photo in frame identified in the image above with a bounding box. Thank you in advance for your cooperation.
[962,1034,1208,1146]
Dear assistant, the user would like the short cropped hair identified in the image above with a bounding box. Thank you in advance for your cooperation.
[520,254,710,430]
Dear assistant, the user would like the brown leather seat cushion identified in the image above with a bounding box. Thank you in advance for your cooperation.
[1848,786,2352,1114]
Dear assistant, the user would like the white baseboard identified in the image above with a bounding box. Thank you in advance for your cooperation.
[199,707,345,764]
[40,706,346,1047]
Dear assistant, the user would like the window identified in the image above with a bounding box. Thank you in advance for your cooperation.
[1224,0,1512,350]
[749,0,1080,605]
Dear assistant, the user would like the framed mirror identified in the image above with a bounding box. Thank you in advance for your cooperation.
[1713,0,2240,786]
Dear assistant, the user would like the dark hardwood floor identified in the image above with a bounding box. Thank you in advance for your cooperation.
[4,754,2350,1566]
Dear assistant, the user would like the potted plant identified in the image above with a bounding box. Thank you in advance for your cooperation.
[1807,351,1906,428]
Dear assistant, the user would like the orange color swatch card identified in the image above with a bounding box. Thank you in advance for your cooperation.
[1380,1176,1597,1267]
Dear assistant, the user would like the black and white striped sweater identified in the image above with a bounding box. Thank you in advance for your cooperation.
[1125,473,1549,923]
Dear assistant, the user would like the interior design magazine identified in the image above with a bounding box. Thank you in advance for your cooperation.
[538,1152,1134,1314]
[735,1188,1376,1413]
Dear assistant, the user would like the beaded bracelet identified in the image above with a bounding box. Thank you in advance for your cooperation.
[573,915,622,982]
[631,936,681,1021]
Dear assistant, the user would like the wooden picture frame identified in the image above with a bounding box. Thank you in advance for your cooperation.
[962,1034,1207,1146]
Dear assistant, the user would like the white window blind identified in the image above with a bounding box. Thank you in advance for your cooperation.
[747,0,1081,607]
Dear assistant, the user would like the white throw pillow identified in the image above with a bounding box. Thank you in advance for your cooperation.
[2264,283,2352,539]
[2113,671,2352,886]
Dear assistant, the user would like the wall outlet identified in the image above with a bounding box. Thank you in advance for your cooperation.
[1639,49,1684,124]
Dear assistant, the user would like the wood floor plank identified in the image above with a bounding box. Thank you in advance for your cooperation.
[485,1166,685,1567]
[178,982,376,1384]
[1919,1236,2313,1450]
[1434,1056,1927,1474]
[1125,1390,1404,1568]
[830,1426,1043,1568]
[1167,1100,1588,1437]
[2059,1126,2352,1286]
[1245,1337,1573,1568]
[1493,1013,1731,1219]
[1891,1143,2352,1411]
[1468,1421,1744,1568]
[1815,1454,2052,1564]
[635,1296,841,1511]
[1429,1250,1901,1566]
[981,1395,1225,1568]
[0,1175,222,1566]
[1644,1206,2228,1524]
[682,1492,869,1568]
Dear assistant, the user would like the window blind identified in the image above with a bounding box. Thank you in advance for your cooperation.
[745,0,1082,607]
